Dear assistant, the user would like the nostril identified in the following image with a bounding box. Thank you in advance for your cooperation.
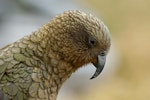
[100,51,106,56]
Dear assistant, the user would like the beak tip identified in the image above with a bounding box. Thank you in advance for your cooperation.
[90,76,94,80]
[90,55,106,80]
[90,68,101,80]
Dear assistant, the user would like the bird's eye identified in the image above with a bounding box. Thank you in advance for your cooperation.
[89,37,97,46]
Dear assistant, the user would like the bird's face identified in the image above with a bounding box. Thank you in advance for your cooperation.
[70,20,111,79]
[50,10,111,79]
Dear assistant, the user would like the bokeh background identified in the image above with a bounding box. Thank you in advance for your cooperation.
[0,0,150,100]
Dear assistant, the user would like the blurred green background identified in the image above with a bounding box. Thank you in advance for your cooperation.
[0,0,150,100]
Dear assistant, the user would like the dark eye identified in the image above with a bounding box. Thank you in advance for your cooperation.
[89,37,97,46]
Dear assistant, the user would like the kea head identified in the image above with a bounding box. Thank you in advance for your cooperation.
[48,10,111,79]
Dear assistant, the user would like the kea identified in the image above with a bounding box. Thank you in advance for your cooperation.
[0,10,111,100]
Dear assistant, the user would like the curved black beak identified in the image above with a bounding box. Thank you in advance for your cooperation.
[90,55,106,79]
